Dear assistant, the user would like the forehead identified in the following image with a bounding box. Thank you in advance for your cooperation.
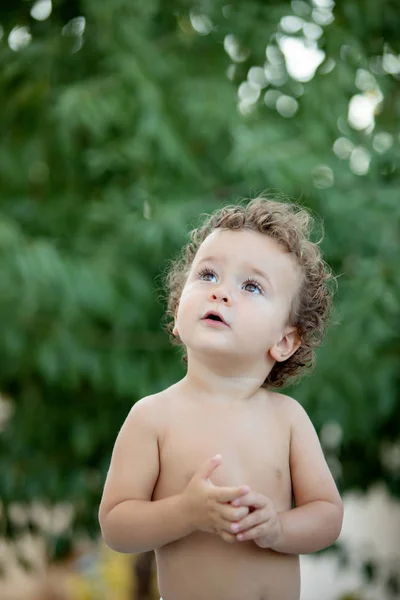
[194,228,299,292]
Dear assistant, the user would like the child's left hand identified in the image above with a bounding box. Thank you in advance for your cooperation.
[229,491,283,548]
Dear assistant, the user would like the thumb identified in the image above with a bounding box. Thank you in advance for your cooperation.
[199,454,222,480]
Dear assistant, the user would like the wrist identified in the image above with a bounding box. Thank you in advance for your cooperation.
[268,512,286,552]
[178,492,197,536]
[254,535,271,549]
[255,513,285,551]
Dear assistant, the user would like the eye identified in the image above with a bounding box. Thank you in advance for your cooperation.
[197,267,218,283]
[242,279,263,294]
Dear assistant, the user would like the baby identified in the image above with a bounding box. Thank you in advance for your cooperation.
[99,197,343,600]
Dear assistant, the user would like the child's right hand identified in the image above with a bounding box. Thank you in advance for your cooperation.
[180,454,250,543]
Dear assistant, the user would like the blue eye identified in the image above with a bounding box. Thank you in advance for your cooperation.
[198,267,217,282]
[243,279,263,294]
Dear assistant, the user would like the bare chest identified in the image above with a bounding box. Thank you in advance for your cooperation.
[153,403,292,509]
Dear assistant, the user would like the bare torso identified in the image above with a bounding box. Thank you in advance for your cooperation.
[152,386,300,600]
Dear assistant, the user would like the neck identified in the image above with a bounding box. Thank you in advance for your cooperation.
[181,350,274,403]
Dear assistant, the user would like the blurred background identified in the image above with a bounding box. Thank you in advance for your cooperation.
[0,0,399,598]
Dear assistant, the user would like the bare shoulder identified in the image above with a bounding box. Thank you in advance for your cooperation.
[129,391,162,418]
[262,390,308,425]
[99,387,177,518]
[127,386,175,428]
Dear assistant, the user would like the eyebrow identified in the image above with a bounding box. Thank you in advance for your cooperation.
[196,256,274,291]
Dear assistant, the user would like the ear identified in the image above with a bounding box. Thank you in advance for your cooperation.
[269,328,301,363]
[172,306,179,336]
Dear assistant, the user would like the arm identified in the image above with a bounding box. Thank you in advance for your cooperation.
[101,496,194,554]
[268,398,343,554]
[98,396,194,554]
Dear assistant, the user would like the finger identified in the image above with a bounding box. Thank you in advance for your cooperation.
[200,454,222,480]
[230,509,268,534]
[220,505,249,522]
[231,491,267,508]
[237,523,267,542]
[215,485,250,503]
[216,513,250,535]
[219,531,237,544]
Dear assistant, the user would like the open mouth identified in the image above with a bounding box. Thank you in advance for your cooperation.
[202,312,228,326]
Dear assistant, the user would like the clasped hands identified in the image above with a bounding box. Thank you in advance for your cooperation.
[226,487,282,547]
[181,454,283,549]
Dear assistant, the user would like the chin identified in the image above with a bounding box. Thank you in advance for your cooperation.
[187,342,250,363]
[189,342,235,355]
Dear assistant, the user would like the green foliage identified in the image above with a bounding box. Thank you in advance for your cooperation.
[0,0,399,560]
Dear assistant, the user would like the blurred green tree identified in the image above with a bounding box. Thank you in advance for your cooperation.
[0,0,399,581]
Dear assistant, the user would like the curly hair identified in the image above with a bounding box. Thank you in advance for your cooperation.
[164,196,334,388]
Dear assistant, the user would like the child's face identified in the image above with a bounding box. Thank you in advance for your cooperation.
[175,228,300,364]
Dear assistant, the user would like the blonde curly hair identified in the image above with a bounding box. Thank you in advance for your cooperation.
[164,196,334,388]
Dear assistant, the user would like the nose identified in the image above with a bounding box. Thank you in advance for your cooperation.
[209,286,231,305]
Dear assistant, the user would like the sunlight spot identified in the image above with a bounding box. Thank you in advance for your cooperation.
[291,82,304,97]
[264,62,288,86]
[280,15,304,34]
[238,99,256,116]
[291,0,311,18]
[369,55,384,76]
[303,22,323,40]
[355,69,377,92]
[226,64,236,81]
[143,200,151,220]
[382,52,400,75]
[266,45,284,65]
[248,66,268,88]
[333,137,354,160]
[319,57,336,74]
[8,26,31,51]
[348,92,382,131]
[348,95,374,130]
[349,147,371,176]
[336,116,349,135]
[264,89,282,109]
[312,165,334,188]
[373,132,393,154]
[190,12,213,35]
[224,34,250,63]
[381,442,400,474]
[0,395,14,431]
[312,0,335,8]
[276,95,298,118]
[279,36,325,82]
[238,81,260,104]
[222,5,232,19]
[62,16,86,37]
[312,7,334,25]
[321,421,343,449]
[31,0,52,21]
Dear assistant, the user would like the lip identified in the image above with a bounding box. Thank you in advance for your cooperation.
[201,311,229,327]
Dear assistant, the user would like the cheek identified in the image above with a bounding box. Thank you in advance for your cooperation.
[242,300,285,334]
[176,286,198,321]
[180,282,202,304]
